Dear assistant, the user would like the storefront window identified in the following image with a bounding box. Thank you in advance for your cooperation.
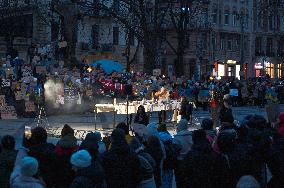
[277,64,282,78]
[266,62,274,78]
[218,64,225,78]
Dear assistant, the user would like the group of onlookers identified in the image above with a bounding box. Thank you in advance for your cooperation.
[0,109,283,188]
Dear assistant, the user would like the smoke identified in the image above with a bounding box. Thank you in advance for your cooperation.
[44,79,64,108]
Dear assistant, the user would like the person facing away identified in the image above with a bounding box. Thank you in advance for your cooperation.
[182,129,218,188]
[70,150,106,188]
[54,124,78,188]
[10,156,45,188]
[0,135,18,188]
[129,137,156,188]
[27,126,57,188]
[134,105,150,126]
[102,128,141,188]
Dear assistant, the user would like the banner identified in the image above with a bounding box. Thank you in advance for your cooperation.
[229,89,239,96]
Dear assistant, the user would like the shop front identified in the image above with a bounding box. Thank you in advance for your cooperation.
[254,58,283,78]
[213,60,240,79]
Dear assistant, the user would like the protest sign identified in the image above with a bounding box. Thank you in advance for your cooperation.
[56,95,64,104]
[5,68,13,77]
[153,69,161,76]
[0,106,17,119]
[1,79,10,87]
[15,92,24,101]
[229,89,239,96]
[0,95,5,107]
[86,90,93,96]
[36,66,47,74]
[25,101,36,112]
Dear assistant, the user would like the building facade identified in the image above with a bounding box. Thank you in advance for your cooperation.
[0,0,142,69]
[163,0,284,79]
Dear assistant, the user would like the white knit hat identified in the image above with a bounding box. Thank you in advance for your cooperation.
[20,157,39,177]
[70,150,92,168]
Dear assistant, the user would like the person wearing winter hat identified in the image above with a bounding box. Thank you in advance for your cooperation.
[79,132,99,161]
[236,175,260,188]
[55,124,78,188]
[201,118,216,144]
[183,130,216,188]
[116,122,133,144]
[102,128,141,188]
[56,124,78,156]
[70,150,105,188]
[173,119,192,188]
[94,132,107,154]
[71,150,92,169]
[10,156,45,188]
[129,137,156,188]
[173,119,192,160]
[28,126,56,188]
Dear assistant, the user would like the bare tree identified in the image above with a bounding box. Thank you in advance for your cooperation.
[165,0,210,76]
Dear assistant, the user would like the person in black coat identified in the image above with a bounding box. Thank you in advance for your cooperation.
[27,127,58,188]
[70,150,105,188]
[102,128,141,188]
[267,132,284,188]
[179,97,193,123]
[182,130,217,188]
[134,105,149,126]
[219,100,234,124]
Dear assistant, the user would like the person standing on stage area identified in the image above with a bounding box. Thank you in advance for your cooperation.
[179,97,193,123]
[134,105,150,126]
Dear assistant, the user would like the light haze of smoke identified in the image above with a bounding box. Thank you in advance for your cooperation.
[44,79,63,108]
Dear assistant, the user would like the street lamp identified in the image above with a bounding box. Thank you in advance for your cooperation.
[237,11,245,80]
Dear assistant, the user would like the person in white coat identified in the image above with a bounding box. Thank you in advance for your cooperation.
[10,149,45,188]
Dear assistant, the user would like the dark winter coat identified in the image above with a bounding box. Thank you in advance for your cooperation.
[134,113,149,126]
[70,162,106,188]
[268,138,284,188]
[54,134,78,188]
[182,141,217,188]
[179,102,193,121]
[219,105,234,123]
[0,149,17,188]
[28,143,58,188]
[102,142,141,188]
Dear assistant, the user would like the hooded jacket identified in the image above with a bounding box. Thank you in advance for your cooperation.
[102,138,141,188]
[173,130,192,160]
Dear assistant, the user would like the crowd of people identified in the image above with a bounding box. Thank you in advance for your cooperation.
[0,109,284,188]
[1,53,284,118]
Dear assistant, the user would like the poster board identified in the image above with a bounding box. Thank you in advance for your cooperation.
[1,79,10,87]
[25,101,36,112]
[5,68,13,77]
[0,95,5,107]
[0,106,17,119]
[36,66,46,74]
[229,89,239,96]
[15,92,24,101]
[153,69,161,76]
[64,87,79,104]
